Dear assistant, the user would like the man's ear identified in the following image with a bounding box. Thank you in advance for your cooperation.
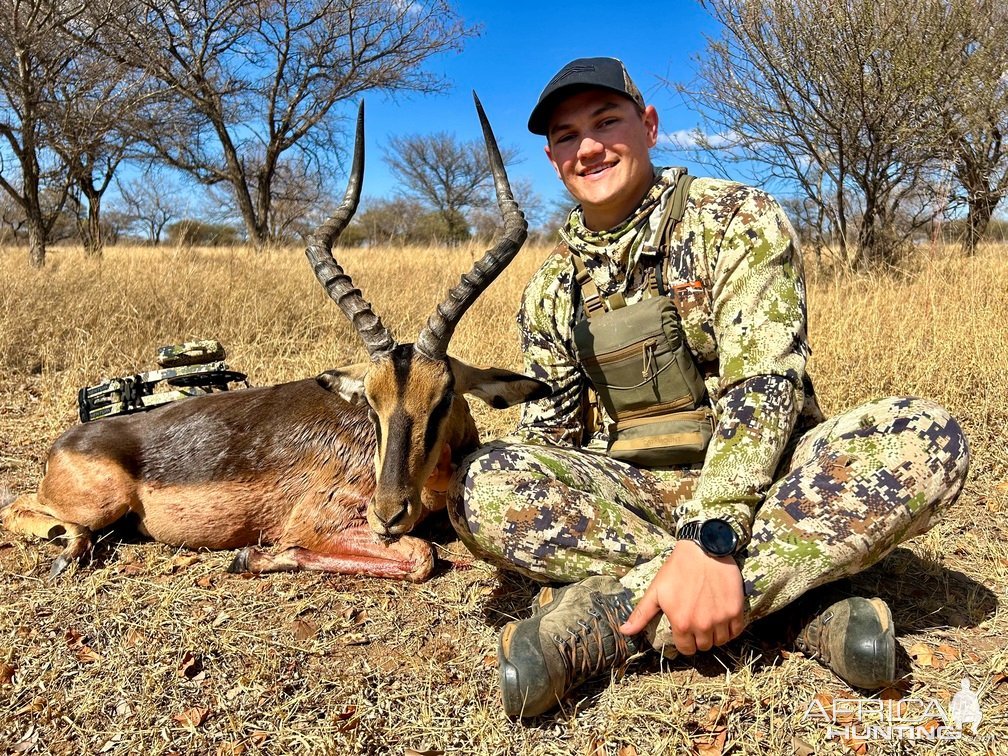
[316,363,369,405]
[643,104,659,147]
[449,356,551,409]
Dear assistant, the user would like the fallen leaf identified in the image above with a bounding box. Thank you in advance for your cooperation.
[177,652,204,679]
[249,731,269,745]
[694,729,727,755]
[293,619,317,641]
[10,725,37,754]
[814,691,834,711]
[344,633,370,646]
[617,747,639,756]
[995,479,1008,494]
[481,654,497,668]
[124,628,145,647]
[908,642,934,667]
[791,735,815,756]
[172,707,210,728]
[16,697,46,716]
[1,661,16,686]
[993,670,1008,686]
[196,576,214,588]
[704,704,724,728]
[343,607,368,624]
[841,736,868,755]
[937,644,960,659]
[919,718,941,735]
[212,612,231,628]
[167,554,201,573]
[404,750,444,756]
[585,737,606,756]
[334,705,359,733]
[118,561,146,576]
[216,741,246,756]
[64,629,101,663]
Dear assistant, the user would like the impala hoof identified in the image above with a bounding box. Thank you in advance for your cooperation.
[227,548,251,574]
[48,554,73,581]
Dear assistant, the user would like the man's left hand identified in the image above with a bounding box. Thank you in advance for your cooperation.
[619,540,745,655]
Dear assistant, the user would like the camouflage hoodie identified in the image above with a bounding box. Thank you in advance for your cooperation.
[511,167,825,545]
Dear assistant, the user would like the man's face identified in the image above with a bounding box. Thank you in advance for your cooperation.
[544,89,658,231]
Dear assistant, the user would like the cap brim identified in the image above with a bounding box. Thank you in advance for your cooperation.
[527,84,640,136]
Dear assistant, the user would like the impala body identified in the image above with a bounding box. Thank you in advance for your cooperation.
[1,97,546,582]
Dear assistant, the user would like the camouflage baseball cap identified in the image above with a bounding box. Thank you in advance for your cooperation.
[528,57,645,135]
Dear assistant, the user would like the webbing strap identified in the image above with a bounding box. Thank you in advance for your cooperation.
[570,252,605,317]
[660,174,694,249]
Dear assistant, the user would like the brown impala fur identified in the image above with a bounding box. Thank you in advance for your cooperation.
[0,98,546,582]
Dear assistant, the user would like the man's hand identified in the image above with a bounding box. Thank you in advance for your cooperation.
[619,540,745,655]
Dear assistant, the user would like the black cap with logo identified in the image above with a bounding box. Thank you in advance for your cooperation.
[527,57,645,136]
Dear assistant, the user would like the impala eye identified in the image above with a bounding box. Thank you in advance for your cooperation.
[423,391,454,457]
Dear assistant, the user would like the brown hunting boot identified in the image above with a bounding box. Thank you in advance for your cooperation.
[498,575,641,717]
[795,596,896,689]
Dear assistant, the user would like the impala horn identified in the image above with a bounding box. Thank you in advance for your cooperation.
[415,92,527,360]
[305,102,396,359]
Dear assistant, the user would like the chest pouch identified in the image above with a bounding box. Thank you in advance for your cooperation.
[569,173,712,466]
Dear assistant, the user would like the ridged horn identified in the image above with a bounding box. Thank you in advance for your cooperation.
[305,101,396,359]
[414,92,527,360]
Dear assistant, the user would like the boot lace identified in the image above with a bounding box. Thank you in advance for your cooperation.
[551,589,638,690]
[795,609,834,664]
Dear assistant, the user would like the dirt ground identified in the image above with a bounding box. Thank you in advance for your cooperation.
[2,243,1007,755]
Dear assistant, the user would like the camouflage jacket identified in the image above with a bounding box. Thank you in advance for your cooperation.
[511,167,825,544]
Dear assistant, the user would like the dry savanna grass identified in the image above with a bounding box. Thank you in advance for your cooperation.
[0,240,1006,756]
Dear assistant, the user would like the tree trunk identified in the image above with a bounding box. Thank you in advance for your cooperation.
[27,219,46,269]
[961,193,1001,255]
[82,191,104,257]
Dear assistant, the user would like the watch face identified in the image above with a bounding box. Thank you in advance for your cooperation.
[699,519,739,557]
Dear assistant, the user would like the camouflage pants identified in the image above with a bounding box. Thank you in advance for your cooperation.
[447,396,969,628]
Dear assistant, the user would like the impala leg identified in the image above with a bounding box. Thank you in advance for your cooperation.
[2,494,94,579]
[228,527,434,582]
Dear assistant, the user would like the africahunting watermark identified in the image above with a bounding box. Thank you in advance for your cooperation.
[802,678,982,742]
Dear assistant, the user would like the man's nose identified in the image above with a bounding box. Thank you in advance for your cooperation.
[577,135,604,160]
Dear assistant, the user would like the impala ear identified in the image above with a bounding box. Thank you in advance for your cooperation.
[448,356,551,409]
[316,364,369,405]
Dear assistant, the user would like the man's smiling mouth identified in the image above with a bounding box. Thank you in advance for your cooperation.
[581,162,616,177]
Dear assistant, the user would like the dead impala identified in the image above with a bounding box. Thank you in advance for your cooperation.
[1,95,547,582]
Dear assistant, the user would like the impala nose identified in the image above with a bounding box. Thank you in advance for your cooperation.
[377,500,409,532]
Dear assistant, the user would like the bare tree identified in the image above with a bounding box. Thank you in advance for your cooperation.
[115,171,189,244]
[0,0,85,267]
[87,0,472,249]
[939,1,1008,254]
[384,132,519,243]
[676,0,965,269]
[50,45,152,257]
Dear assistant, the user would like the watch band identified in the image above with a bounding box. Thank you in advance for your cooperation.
[676,520,704,543]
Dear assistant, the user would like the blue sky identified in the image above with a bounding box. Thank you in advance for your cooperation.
[359,0,721,220]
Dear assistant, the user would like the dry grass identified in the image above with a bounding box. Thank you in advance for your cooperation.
[0,240,1006,756]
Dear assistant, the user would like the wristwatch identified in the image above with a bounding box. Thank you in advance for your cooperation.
[676,518,741,557]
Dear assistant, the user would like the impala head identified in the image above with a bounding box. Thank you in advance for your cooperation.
[306,95,549,536]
